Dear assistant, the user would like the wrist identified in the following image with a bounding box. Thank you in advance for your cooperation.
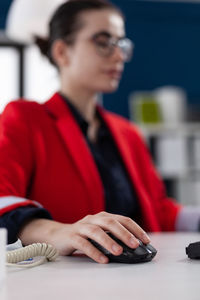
[18,218,63,245]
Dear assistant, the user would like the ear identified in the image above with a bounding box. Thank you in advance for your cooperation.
[51,39,69,67]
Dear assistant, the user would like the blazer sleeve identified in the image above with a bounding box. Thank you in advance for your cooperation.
[0,206,52,244]
[0,101,42,216]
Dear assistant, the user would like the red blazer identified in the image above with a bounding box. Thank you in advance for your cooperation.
[0,93,181,231]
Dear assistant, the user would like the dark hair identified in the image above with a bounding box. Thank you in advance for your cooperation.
[35,0,123,66]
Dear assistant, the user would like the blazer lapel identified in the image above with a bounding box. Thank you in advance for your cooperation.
[100,108,160,231]
[44,93,104,212]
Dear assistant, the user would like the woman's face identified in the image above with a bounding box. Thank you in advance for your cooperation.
[63,9,126,94]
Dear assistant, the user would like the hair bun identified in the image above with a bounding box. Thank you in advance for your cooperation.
[34,35,49,57]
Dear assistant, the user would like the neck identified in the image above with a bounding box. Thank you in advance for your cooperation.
[61,84,98,123]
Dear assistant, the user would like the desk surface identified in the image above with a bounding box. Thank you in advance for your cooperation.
[1,233,200,300]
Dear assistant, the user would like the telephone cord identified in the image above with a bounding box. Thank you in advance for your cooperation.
[6,243,58,267]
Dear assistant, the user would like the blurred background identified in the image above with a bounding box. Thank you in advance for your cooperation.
[1,0,200,204]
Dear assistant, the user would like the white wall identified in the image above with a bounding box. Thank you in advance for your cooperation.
[0,47,18,111]
[0,44,60,112]
[24,45,60,102]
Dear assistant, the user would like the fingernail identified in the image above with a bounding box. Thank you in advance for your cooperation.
[142,233,150,243]
[99,255,108,263]
[129,237,139,247]
[112,244,121,254]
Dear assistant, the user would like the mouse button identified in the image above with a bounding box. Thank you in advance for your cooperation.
[133,245,149,256]
[138,240,152,252]
[124,249,148,261]
[114,241,147,256]
[145,244,157,255]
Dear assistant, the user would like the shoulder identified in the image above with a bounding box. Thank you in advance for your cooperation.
[1,99,48,124]
[2,99,43,115]
[0,99,50,136]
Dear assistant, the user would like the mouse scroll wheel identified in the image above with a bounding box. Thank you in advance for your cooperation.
[139,241,152,253]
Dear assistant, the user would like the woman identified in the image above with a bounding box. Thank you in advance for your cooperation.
[0,0,198,264]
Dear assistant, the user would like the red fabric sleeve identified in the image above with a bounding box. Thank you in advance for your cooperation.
[0,101,36,214]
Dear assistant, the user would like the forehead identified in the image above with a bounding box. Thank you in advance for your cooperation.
[78,9,125,38]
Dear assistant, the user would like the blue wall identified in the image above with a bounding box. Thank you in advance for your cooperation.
[103,0,200,118]
[1,0,200,118]
[0,0,12,28]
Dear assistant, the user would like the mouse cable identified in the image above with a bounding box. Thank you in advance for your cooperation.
[6,243,59,268]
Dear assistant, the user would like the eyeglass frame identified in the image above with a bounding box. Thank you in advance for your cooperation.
[90,31,134,62]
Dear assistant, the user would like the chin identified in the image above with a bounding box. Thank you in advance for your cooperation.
[101,81,120,93]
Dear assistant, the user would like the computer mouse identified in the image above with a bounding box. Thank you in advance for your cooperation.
[186,241,200,259]
[88,232,157,264]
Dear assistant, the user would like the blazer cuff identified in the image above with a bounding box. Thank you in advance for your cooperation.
[0,198,52,244]
[0,195,42,216]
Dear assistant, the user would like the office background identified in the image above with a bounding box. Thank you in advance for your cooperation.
[1,0,200,204]
[1,0,200,119]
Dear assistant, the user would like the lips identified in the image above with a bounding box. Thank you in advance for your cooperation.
[105,69,123,79]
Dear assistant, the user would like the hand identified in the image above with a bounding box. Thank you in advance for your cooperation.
[19,211,150,264]
[49,211,150,263]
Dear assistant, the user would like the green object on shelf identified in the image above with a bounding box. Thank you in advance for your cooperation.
[140,98,162,123]
[129,93,162,124]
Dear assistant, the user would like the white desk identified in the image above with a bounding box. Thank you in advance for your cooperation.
[1,233,200,300]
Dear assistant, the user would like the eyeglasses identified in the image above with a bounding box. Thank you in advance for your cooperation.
[91,31,134,62]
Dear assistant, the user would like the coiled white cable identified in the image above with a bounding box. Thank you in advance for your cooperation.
[6,243,59,267]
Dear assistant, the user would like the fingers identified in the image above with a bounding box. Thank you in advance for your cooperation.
[114,214,151,244]
[90,217,140,249]
[71,234,109,264]
[70,212,150,263]
[79,224,123,256]
[82,212,150,249]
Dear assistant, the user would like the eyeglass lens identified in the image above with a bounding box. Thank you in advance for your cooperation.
[92,31,134,62]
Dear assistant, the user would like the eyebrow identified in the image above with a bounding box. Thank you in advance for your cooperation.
[92,30,125,40]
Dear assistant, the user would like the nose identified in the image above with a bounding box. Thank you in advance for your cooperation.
[111,45,125,62]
